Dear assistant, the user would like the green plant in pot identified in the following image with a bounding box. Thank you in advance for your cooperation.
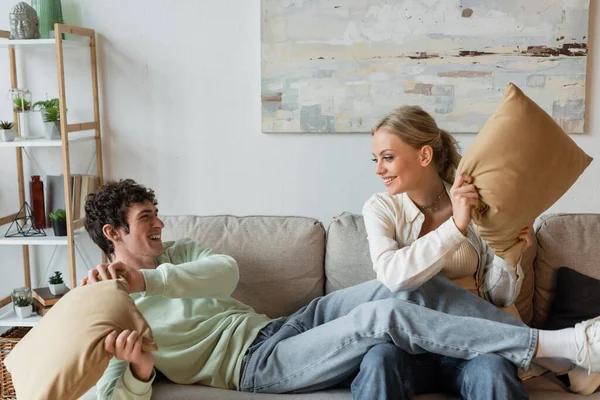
[13,98,31,112]
[0,120,15,142]
[48,271,67,295]
[49,208,67,237]
[33,98,60,139]
[12,287,33,319]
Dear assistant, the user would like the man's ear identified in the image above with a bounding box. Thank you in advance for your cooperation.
[420,145,433,167]
[102,224,120,244]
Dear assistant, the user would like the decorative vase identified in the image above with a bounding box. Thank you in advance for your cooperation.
[31,0,64,39]
[49,282,67,295]
[30,175,47,229]
[15,305,32,318]
[52,219,67,236]
[43,120,60,139]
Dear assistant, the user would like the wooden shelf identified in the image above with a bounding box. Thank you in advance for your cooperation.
[0,309,41,327]
[0,131,95,148]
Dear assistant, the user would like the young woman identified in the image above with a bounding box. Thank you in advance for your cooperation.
[363,105,597,398]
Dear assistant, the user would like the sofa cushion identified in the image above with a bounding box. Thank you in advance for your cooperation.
[161,215,325,318]
[4,279,156,400]
[533,214,600,327]
[325,212,375,294]
[325,212,536,324]
[456,83,592,266]
[544,267,600,330]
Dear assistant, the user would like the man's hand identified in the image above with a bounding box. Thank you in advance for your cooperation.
[105,330,155,382]
[80,261,146,293]
[518,222,535,252]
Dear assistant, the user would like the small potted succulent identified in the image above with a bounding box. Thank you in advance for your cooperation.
[49,271,67,295]
[14,296,33,318]
[12,97,31,113]
[33,98,60,139]
[12,287,33,318]
[0,120,15,142]
[49,208,67,236]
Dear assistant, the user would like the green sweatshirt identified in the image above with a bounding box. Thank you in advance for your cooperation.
[96,239,272,399]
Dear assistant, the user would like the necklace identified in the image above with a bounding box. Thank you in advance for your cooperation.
[415,186,446,213]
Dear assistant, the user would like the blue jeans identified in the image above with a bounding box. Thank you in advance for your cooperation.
[239,275,536,396]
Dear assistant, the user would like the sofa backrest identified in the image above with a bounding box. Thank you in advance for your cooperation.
[325,212,538,325]
[161,215,326,318]
[532,214,600,327]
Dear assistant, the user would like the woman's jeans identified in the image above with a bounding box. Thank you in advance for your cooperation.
[239,275,536,397]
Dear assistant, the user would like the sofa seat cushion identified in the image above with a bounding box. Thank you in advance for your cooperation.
[161,215,326,318]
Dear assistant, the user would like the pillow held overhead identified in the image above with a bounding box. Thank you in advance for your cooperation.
[456,83,592,265]
[3,279,157,400]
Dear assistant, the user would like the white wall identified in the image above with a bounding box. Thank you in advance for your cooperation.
[0,0,599,297]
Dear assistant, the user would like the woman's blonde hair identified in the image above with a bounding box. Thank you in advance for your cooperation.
[372,105,461,183]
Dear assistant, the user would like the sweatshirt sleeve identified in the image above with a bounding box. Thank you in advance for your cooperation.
[96,357,155,400]
[363,195,466,292]
[141,239,239,299]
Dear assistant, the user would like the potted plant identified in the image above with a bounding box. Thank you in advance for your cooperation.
[0,120,15,142]
[49,208,67,236]
[14,296,32,318]
[49,271,67,295]
[33,98,60,139]
[13,97,31,113]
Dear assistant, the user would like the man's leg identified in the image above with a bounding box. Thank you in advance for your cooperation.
[439,354,529,400]
[239,298,536,394]
[350,344,415,400]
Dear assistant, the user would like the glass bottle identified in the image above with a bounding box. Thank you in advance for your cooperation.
[30,175,47,229]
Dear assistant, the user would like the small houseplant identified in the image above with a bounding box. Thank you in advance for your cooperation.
[48,271,67,295]
[12,97,31,112]
[12,287,33,318]
[0,120,15,142]
[49,208,67,236]
[33,98,60,139]
[14,296,32,318]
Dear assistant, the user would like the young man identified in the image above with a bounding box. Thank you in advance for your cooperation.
[85,179,600,400]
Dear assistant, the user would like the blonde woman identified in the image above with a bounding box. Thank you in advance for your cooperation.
[363,105,597,398]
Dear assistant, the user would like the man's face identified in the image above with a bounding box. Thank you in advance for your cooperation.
[113,200,165,261]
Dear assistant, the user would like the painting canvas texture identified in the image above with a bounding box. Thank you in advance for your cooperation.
[261,0,589,133]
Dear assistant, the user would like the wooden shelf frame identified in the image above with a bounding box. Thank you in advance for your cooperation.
[0,24,104,326]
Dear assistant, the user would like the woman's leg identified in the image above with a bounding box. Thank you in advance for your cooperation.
[439,355,529,400]
[351,344,415,400]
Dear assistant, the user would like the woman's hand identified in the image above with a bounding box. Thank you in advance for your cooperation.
[518,223,535,252]
[450,174,480,235]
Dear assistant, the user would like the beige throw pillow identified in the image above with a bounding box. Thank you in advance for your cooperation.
[4,279,157,400]
[457,83,592,266]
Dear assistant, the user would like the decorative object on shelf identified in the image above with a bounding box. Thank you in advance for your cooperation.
[30,175,46,229]
[0,120,15,142]
[31,0,63,39]
[9,2,40,40]
[48,271,67,295]
[4,201,46,238]
[11,287,33,318]
[49,208,67,236]
[8,88,36,139]
[33,97,60,139]
[0,326,32,399]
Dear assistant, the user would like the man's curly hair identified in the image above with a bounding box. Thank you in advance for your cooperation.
[84,179,157,259]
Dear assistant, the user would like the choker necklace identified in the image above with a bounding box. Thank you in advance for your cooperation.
[415,186,446,213]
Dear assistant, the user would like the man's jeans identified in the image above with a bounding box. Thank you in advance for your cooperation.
[239,275,537,395]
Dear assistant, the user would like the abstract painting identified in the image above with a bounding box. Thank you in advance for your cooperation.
[261,0,589,133]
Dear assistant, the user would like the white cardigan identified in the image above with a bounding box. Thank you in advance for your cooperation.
[362,182,524,308]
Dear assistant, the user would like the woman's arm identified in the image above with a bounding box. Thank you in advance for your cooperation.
[363,195,465,291]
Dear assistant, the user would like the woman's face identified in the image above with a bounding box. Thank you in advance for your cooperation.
[372,129,425,196]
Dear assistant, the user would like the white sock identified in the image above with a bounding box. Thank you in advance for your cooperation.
[536,328,577,361]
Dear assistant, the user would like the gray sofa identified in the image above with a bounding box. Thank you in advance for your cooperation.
[144,212,600,399]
